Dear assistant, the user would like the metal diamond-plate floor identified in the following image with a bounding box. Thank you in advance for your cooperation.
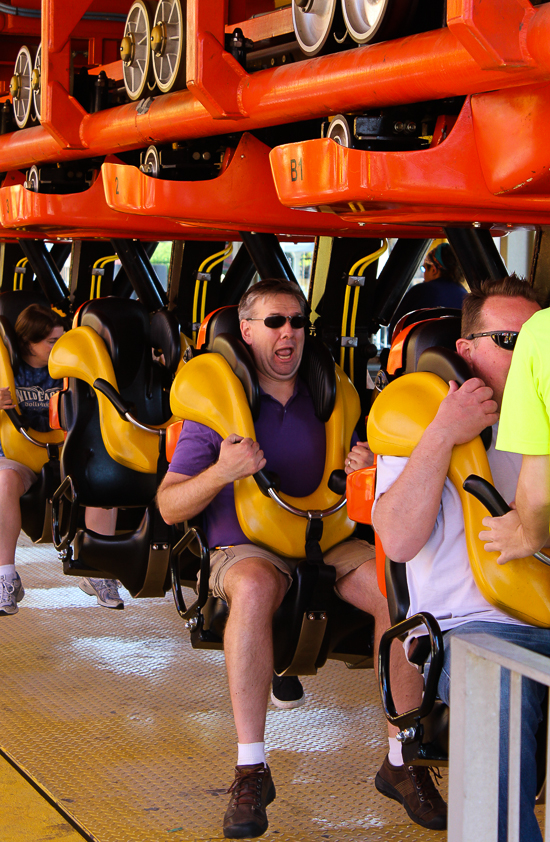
[0,535,449,842]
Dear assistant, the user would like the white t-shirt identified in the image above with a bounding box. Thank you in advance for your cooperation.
[374,426,526,636]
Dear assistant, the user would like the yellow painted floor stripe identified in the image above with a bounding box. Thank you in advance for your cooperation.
[0,753,85,841]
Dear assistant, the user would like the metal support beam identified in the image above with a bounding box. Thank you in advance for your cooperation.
[110,240,166,312]
[49,243,72,274]
[220,242,256,305]
[18,240,69,312]
[112,242,158,300]
[372,239,430,329]
[240,232,297,285]
[445,228,508,290]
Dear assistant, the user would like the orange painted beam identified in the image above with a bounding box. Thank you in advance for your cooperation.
[224,6,293,41]
[269,92,550,227]
[0,159,237,240]
[41,0,91,148]
[101,133,445,238]
[2,3,550,171]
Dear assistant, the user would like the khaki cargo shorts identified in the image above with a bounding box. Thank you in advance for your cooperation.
[206,538,375,602]
[0,457,38,493]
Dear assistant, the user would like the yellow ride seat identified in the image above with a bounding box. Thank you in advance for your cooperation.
[170,311,360,558]
[368,367,550,628]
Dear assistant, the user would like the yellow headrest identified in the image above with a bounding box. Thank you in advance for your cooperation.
[170,353,360,558]
[368,372,550,627]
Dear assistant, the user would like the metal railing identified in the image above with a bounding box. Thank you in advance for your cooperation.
[449,633,550,842]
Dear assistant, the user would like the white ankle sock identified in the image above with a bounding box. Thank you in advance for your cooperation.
[237,742,266,767]
[388,736,403,767]
[0,564,16,578]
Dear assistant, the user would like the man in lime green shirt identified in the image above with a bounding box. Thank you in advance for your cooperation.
[480,308,550,563]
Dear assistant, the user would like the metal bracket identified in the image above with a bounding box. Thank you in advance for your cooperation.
[134,542,171,599]
[347,275,365,287]
[278,611,328,676]
[341,336,358,348]
[136,97,154,115]
[396,725,419,744]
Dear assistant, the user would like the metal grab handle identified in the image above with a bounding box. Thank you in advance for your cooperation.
[4,407,51,448]
[93,378,163,435]
[378,611,444,729]
[463,474,550,566]
[51,475,80,551]
[170,526,210,621]
[253,468,347,519]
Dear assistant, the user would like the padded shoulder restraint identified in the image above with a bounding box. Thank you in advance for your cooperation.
[209,332,336,424]
[49,325,169,474]
[170,350,360,558]
[150,309,182,376]
[404,318,462,374]
[417,347,492,451]
[211,334,260,420]
[79,298,150,391]
[203,306,240,348]
[299,337,336,423]
[392,307,462,341]
[416,345,471,383]
[368,369,550,628]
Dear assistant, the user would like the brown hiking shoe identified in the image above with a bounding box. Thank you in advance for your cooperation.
[223,763,276,839]
[375,754,447,830]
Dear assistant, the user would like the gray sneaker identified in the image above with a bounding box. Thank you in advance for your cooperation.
[80,578,124,609]
[0,572,25,616]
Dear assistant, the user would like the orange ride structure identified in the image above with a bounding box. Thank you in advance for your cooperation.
[0,0,546,246]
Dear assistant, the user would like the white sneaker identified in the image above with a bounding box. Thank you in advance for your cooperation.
[0,572,25,616]
[80,578,124,609]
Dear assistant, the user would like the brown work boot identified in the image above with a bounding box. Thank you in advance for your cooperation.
[223,763,276,839]
[375,754,447,830]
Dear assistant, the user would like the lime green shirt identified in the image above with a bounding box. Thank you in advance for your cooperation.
[497,308,550,455]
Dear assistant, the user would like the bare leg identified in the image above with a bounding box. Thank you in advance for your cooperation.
[0,469,25,567]
[85,507,117,535]
[223,559,288,743]
[335,558,424,737]
[80,508,122,608]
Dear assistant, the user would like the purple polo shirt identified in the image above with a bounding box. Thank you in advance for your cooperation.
[168,378,326,547]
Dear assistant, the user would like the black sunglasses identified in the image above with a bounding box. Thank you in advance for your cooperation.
[246,314,309,330]
[465,330,519,350]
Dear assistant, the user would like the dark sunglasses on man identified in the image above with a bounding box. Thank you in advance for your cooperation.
[246,315,309,330]
[464,330,519,350]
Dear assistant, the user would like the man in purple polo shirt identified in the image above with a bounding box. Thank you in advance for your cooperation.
[157,279,434,839]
